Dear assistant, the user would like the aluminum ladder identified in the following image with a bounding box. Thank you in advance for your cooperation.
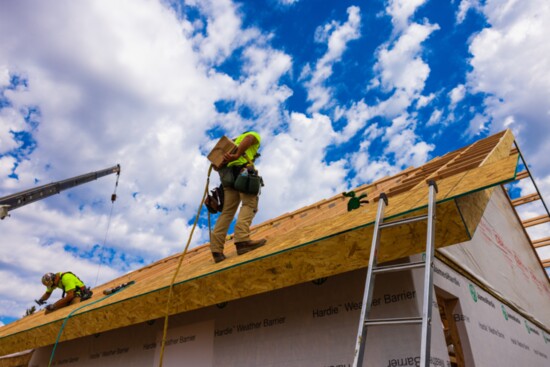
[352,180,438,367]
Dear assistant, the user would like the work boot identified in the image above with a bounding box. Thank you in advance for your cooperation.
[235,239,267,255]
[212,252,226,263]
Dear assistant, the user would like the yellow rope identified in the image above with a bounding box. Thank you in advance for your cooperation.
[157,165,213,367]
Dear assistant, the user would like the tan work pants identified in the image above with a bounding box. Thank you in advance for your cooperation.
[210,186,259,253]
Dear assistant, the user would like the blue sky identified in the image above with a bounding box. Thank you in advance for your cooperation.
[1,0,549,325]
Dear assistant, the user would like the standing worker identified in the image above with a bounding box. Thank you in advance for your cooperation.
[211,131,267,263]
[35,272,92,314]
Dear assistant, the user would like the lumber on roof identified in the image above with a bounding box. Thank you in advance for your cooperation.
[532,236,550,248]
[503,141,550,279]
[511,192,541,206]
[0,130,519,357]
[522,214,550,228]
[515,170,529,181]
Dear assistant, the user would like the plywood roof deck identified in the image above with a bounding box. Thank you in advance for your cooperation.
[0,130,521,356]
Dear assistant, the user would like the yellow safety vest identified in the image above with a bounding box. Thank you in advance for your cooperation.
[228,131,261,167]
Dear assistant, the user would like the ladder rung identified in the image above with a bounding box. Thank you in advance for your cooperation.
[373,261,425,274]
[379,214,428,229]
[365,317,423,326]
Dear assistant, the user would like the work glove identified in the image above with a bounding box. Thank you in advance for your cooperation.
[44,304,55,314]
[35,299,46,306]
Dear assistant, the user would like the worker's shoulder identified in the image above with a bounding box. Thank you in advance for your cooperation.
[61,272,80,281]
[242,131,261,143]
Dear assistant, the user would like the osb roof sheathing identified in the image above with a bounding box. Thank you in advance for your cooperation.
[0,130,520,356]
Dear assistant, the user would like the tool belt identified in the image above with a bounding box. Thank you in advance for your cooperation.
[234,167,263,195]
[218,165,240,189]
[205,184,224,214]
[77,286,93,301]
[218,165,263,195]
[60,285,93,300]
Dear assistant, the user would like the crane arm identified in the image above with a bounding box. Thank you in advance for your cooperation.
[0,164,121,219]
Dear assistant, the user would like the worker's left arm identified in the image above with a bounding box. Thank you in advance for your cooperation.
[44,290,76,314]
[37,292,51,303]
[224,135,258,162]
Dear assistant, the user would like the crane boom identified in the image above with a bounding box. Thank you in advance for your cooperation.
[0,164,121,219]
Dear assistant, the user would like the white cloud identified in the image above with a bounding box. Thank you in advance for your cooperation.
[258,112,348,219]
[386,0,428,34]
[0,107,27,155]
[352,154,399,185]
[335,4,438,186]
[335,100,377,143]
[278,0,299,5]
[456,0,482,24]
[0,66,9,86]
[302,6,361,113]
[0,0,293,321]
[449,84,466,108]
[465,112,489,137]
[233,46,293,128]
[0,156,16,180]
[383,114,433,166]
[416,93,435,108]
[467,0,550,178]
[535,174,550,204]
[374,22,439,94]
[426,109,442,126]
[336,19,438,143]
[350,113,434,186]
[187,0,261,66]
[513,176,536,197]
[351,124,397,184]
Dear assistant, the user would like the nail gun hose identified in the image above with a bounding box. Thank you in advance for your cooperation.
[157,165,213,367]
[47,282,135,367]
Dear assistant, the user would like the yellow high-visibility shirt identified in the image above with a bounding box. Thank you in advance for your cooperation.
[46,272,85,294]
[227,131,261,167]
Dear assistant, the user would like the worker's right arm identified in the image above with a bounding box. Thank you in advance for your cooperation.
[223,134,258,163]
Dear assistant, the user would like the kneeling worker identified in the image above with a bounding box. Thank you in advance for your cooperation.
[211,131,267,263]
[36,272,92,314]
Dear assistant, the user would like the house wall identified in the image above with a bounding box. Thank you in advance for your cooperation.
[29,266,449,367]
[27,188,550,367]
[440,186,550,326]
[28,258,550,367]
[429,257,549,366]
